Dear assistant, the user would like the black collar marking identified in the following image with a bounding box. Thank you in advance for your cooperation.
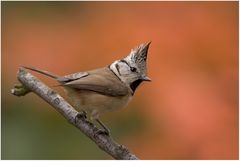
[108,65,122,82]
[130,79,143,95]
[120,59,130,67]
[115,63,121,76]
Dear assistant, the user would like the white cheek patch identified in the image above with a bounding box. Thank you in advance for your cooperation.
[110,61,120,76]
[110,61,129,77]
[118,63,130,75]
[110,60,139,86]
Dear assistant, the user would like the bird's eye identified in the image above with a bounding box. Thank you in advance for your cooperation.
[130,67,137,72]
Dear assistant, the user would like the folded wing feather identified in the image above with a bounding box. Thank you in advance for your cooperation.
[61,67,129,97]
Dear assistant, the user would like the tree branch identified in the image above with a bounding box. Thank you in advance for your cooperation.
[11,67,138,160]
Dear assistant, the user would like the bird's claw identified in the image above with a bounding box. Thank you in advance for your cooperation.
[95,128,110,136]
[74,111,87,123]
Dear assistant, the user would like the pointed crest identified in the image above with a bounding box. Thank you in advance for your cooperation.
[125,42,151,74]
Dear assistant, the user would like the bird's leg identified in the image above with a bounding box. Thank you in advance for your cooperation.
[74,110,87,123]
[95,119,110,136]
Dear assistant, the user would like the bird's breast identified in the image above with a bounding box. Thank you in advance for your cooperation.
[63,87,132,118]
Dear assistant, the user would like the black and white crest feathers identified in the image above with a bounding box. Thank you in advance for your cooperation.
[124,42,151,74]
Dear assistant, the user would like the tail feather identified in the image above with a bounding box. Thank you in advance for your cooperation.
[22,66,60,79]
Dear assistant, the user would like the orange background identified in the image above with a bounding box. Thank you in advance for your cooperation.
[2,2,238,159]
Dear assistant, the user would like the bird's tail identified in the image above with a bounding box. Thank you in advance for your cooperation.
[22,66,60,79]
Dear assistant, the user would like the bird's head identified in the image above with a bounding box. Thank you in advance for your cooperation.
[110,42,151,93]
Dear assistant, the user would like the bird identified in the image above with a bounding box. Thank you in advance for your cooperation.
[23,42,151,135]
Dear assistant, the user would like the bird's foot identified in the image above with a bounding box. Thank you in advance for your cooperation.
[95,119,110,136]
[74,111,87,124]
[95,128,110,136]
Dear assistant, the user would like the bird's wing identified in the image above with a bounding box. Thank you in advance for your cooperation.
[62,67,129,97]
[57,72,89,83]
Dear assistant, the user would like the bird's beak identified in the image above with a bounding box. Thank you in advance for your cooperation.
[142,76,151,81]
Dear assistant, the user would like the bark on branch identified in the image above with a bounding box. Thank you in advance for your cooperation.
[11,67,138,160]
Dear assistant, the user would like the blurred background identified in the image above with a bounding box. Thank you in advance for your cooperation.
[1,1,238,159]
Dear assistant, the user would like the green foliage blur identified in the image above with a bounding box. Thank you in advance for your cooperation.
[2,91,147,159]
